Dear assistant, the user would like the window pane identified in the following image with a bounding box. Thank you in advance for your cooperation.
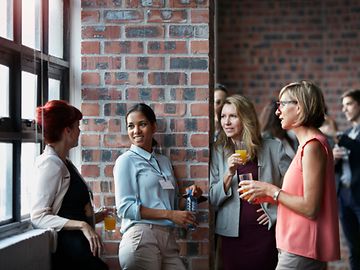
[22,0,41,50]
[0,64,10,117]
[0,0,13,40]
[49,0,64,58]
[0,143,13,222]
[49,78,61,100]
[21,71,37,120]
[21,143,40,216]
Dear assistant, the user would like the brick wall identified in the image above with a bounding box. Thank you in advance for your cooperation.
[217,0,360,132]
[217,1,360,269]
[81,1,213,269]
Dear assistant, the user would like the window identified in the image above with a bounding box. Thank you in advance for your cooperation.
[0,0,70,226]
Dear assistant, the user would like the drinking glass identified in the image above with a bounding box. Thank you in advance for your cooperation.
[235,141,247,163]
[239,173,253,200]
[103,206,116,233]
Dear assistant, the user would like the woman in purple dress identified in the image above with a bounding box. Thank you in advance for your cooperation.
[209,95,291,270]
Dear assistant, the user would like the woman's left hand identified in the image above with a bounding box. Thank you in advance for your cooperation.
[256,208,269,226]
[186,184,203,198]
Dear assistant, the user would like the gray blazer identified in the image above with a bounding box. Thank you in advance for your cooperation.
[209,138,291,237]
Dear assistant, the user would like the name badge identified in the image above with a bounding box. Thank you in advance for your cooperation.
[159,179,175,190]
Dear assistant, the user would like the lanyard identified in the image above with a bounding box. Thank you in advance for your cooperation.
[129,150,165,179]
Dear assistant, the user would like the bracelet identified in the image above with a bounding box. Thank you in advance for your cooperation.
[273,189,282,202]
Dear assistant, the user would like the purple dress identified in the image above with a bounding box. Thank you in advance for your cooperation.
[221,159,278,270]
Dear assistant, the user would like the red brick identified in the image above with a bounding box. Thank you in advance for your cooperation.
[148,41,187,54]
[104,41,144,54]
[82,26,121,40]
[191,103,209,116]
[104,165,115,177]
[126,87,165,101]
[191,9,209,23]
[173,164,188,179]
[191,40,209,54]
[190,165,208,178]
[105,72,144,85]
[169,0,209,8]
[82,88,122,101]
[108,119,121,132]
[81,72,100,86]
[81,134,101,147]
[147,10,187,23]
[148,72,187,85]
[81,165,100,177]
[82,118,107,132]
[81,103,100,116]
[125,56,164,70]
[81,10,100,24]
[81,41,100,54]
[103,134,130,148]
[82,56,121,70]
[191,72,209,85]
[190,134,209,147]
[153,103,186,117]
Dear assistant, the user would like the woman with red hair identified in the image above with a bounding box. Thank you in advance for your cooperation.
[31,100,108,270]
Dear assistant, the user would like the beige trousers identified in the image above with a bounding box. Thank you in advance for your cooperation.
[119,224,186,270]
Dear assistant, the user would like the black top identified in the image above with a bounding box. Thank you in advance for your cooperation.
[58,161,91,223]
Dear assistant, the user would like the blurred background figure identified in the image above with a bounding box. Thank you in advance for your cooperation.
[214,83,229,141]
[259,99,298,159]
[333,89,360,270]
[320,106,338,148]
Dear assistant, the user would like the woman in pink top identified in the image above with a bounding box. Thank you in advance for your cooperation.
[239,81,340,269]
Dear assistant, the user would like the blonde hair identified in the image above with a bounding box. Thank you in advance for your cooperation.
[216,95,262,159]
[279,80,325,128]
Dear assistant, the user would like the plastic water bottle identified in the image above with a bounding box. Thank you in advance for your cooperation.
[186,189,197,231]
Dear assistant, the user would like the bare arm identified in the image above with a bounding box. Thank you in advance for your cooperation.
[240,140,326,219]
[63,219,102,257]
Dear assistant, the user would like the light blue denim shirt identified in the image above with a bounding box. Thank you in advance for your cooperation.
[114,144,179,233]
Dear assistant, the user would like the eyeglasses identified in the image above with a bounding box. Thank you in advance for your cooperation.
[276,100,298,109]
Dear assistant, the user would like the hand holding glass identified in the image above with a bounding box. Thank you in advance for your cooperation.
[235,141,247,163]
[239,173,253,200]
[103,206,116,232]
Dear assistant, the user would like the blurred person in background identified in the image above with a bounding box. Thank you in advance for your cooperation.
[333,89,360,270]
[214,83,229,141]
[260,99,298,159]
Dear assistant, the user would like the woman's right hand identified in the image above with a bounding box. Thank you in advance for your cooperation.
[80,222,103,257]
[168,210,197,228]
[227,153,241,176]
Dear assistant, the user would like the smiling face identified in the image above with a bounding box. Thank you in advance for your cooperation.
[342,96,360,124]
[276,92,300,130]
[220,103,243,141]
[126,111,156,152]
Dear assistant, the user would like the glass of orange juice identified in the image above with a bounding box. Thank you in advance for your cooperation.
[235,141,247,163]
[104,206,116,233]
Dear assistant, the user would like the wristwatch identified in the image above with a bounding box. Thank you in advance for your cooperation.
[273,189,282,202]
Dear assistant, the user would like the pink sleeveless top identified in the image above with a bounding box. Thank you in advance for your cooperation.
[276,134,340,261]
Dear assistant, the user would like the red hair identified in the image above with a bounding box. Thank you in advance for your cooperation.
[36,100,82,143]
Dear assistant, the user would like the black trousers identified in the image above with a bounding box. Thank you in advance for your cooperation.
[52,230,108,270]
